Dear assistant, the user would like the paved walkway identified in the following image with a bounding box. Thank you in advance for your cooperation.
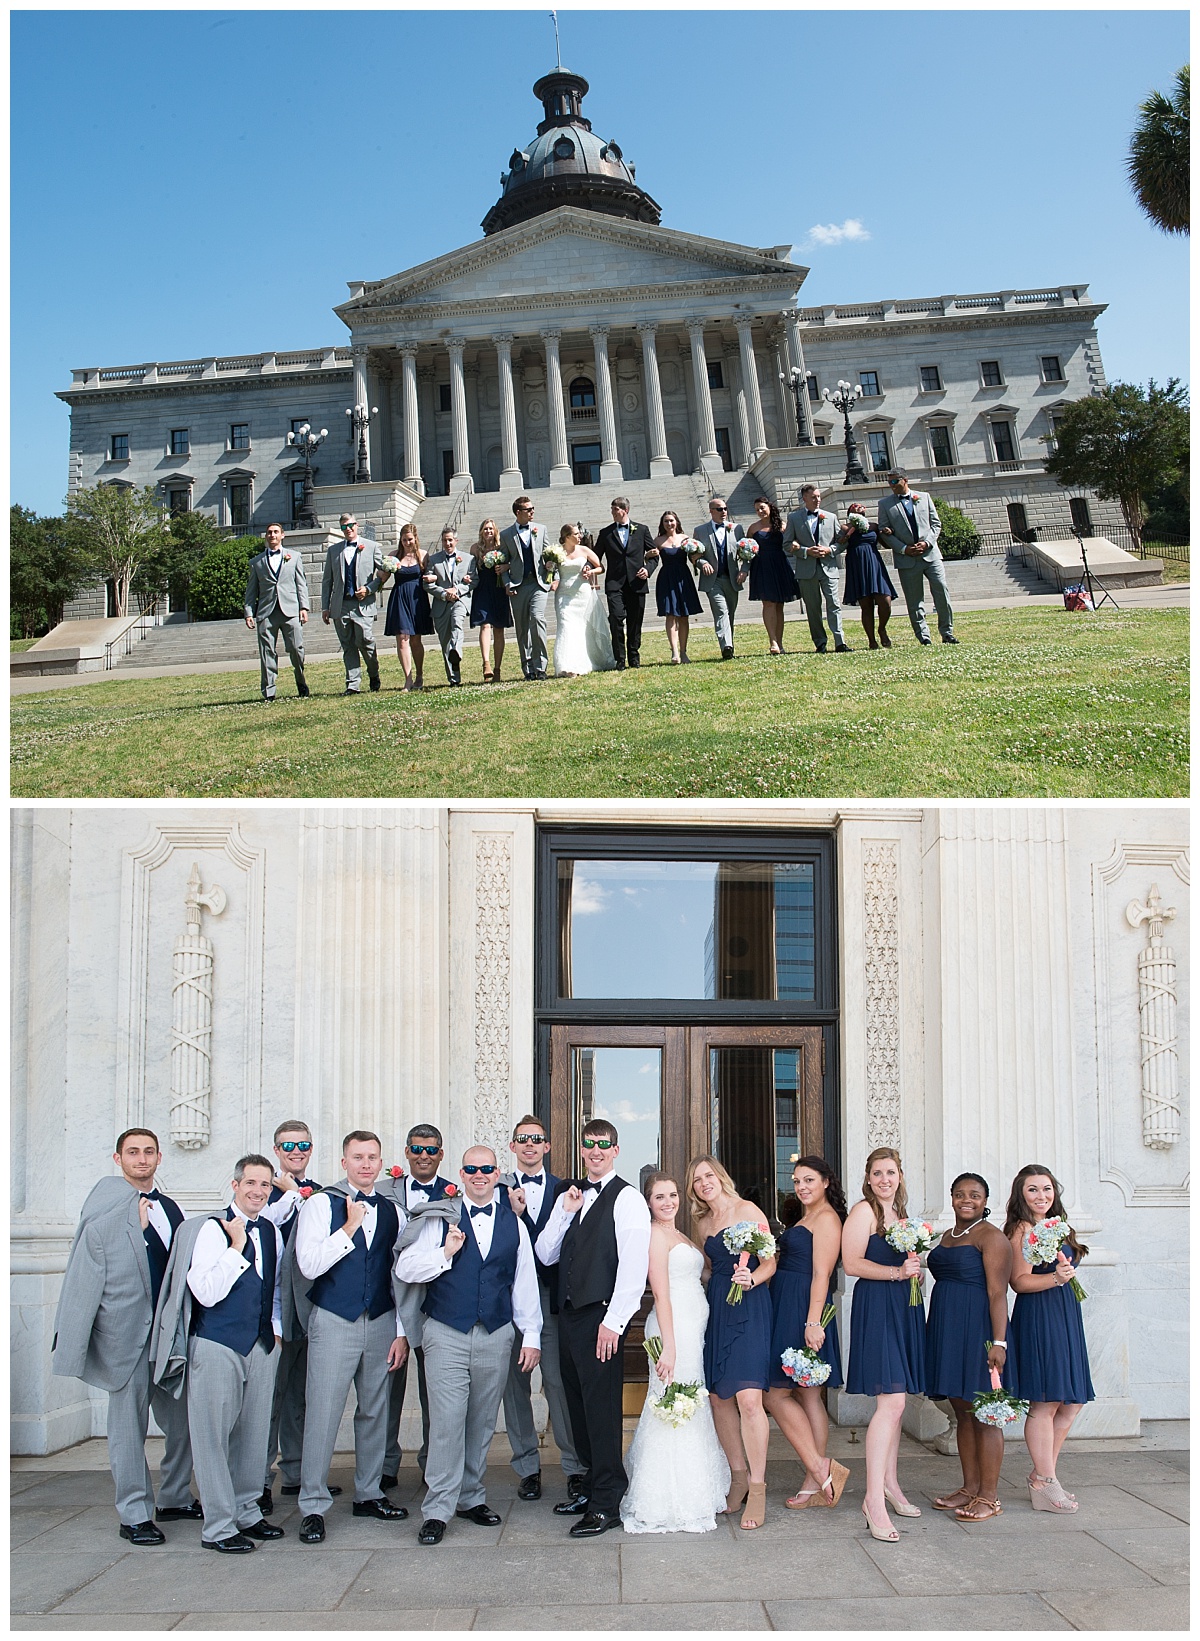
[12,1429,1187,1630]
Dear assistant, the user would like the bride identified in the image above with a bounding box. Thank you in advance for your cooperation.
[551,523,616,677]
[621,1173,730,1534]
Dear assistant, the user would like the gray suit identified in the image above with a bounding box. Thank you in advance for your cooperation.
[244,547,310,699]
[876,489,955,642]
[53,1179,195,1526]
[500,520,554,678]
[424,548,475,682]
[693,518,747,655]
[321,538,385,690]
[781,507,847,649]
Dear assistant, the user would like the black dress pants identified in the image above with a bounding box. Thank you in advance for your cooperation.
[558,1301,627,1513]
[605,583,647,666]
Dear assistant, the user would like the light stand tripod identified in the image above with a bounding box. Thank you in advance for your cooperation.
[1073,525,1120,610]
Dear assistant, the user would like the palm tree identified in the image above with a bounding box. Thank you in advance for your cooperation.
[1128,65,1189,235]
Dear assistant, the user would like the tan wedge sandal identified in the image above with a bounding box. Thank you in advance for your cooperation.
[740,1481,767,1530]
[722,1469,749,1515]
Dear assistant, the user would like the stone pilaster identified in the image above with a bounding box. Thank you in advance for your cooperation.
[735,319,767,459]
[398,345,423,495]
[590,325,623,485]
[686,319,721,476]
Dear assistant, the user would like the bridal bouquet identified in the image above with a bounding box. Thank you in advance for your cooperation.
[541,544,566,574]
[884,1217,937,1305]
[482,548,509,570]
[722,1221,776,1304]
[735,538,758,566]
[780,1346,832,1387]
[972,1355,1028,1426]
[1024,1218,1087,1300]
[643,1333,706,1425]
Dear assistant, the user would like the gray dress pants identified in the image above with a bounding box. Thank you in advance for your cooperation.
[508,580,549,678]
[255,612,306,698]
[896,556,955,641]
[703,571,741,653]
[106,1337,195,1524]
[432,599,470,678]
[334,610,380,690]
[421,1317,514,1524]
[503,1296,582,1480]
[796,562,846,649]
[264,1334,307,1488]
[187,1334,278,1543]
[384,1344,430,1478]
[299,1307,394,1515]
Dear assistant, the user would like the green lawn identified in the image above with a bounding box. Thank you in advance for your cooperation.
[10,607,1188,798]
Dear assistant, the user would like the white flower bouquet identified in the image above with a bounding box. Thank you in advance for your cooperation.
[735,538,758,566]
[1023,1217,1087,1300]
[643,1333,706,1425]
[380,554,403,573]
[847,512,870,533]
[780,1346,832,1387]
[884,1217,937,1305]
[482,548,509,570]
[541,544,566,574]
[972,1359,1029,1426]
[721,1220,776,1305]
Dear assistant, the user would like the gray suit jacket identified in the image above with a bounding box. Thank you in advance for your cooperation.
[149,1215,214,1397]
[322,539,385,620]
[244,548,310,623]
[389,1197,463,1349]
[423,547,476,604]
[693,519,747,584]
[781,507,845,580]
[500,521,555,593]
[876,489,944,570]
[52,1180,160,1392]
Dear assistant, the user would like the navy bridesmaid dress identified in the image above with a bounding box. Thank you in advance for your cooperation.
[469,560,512,629]
[1009,1250,1094,1404]
[845,1232,926,1395]
[768,1222,842,1390]
[925,1242,1013,1400]
[747,528,798,604]
[703,1233,772,1398]
[384,562,434,637]
[654,544,702,617]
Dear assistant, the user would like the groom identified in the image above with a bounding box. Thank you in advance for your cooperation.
[535,1119,651,1536]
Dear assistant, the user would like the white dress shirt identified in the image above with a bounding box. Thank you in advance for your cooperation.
[295,1186,406,1337]
[142,1195,173,1249]
[535,1168,651,1334]
[260,1180,315,1230]
[513,1170,547,1224]
[186,1206,283,1335]
[394,1198,542,1348]
[404,1176,439,1210]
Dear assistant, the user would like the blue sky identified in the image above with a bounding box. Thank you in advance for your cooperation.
[11,9,1189,515]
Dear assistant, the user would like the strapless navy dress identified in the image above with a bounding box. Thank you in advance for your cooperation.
[925,1242,1013,1401]
[1009,1253,1094,1404]
[384,562,434,636]
[655,545,702,617]
[768,1223,842,1390]
[469,561,512,629]
[747,529,798,604]
[845,1232,926,1396]
[703,1233,772,1398]
[842,528,897,604]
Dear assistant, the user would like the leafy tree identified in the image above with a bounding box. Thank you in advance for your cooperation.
[1128,66,1189,235]
[10,505,93,638]
[930,498,980,560]
[131,509,227,614]
[188,536,259,621]
[1043,380,1189,551]
[62,483,168,617]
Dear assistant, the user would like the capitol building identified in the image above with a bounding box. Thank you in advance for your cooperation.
[58,66,1119,569]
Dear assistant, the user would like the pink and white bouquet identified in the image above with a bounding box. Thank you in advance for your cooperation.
[780,1346,832,1387]
[482,548,509,570]
[380,554,403,574]
[681,536,704,559]
[972,1357,1028,1426]
[721,1220,776,1305]
[1024,1217,1087,1300]
[735,538,758,566]
[884,1217,937,1306]
[846,511,870,533]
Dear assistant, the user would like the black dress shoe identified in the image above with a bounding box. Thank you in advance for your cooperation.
[203,1533,256,1553]
[569,1509,621,1537]
[297,681,311,698]
[721,646,734,660]
[155,1498,202,1522]
[517,1473,542,1501]
[343,687,361,695]
[553,1495,589,1515]
[628,656,640,668]
[299,1514,326,1544]
[814,646,828,654]
[256,1487,273,1516]
[615,661,626,671]
[942,633,959,644]
[919,637,932,645]
[242,1518,285,1540]
[369,676,381,691]
[119,1520,166,1546]
[418,1518,446,1545]
[567,1474,588,1501]
[835,643,851,652]
[380,1474,399,1490]
[352,1497,409,1520]
[455,1503,501,1526]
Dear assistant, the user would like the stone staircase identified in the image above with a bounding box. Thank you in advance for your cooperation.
[402,470,719,545]
[113,616,346,670]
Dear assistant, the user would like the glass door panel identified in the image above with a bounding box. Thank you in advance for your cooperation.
[571,1046,662,1191]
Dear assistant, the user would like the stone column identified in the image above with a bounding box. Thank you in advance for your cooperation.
[352,345,372,478]
[783,309,812,444]
[447,338,472,494]
[493,333,523,490]
[735,318,768,459]
[398,345,424,495]
[773,339,796,444]
[590,325,624,484]
[686,319,722,476]
[636,323,673,479]
[541,329,573,488]
[729,348,751,468]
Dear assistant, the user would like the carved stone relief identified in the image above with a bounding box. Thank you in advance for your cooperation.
[863,840,901,1150]
[1125,884,1180,1151]
[170,864,226,1151]
[473,834,514,1161]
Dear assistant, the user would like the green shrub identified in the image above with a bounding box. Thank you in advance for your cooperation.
[188,537,259,621]
[933,499,981,559]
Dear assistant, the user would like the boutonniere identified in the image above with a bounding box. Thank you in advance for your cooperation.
[442,1183,460,1199]
[298,1185,314,1199]
[387,1166,404,1179]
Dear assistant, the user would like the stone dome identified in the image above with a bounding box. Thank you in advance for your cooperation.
[481,69,662,236]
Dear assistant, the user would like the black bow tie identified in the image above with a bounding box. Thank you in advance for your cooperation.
[140,1190,161,1202]
[409,1184,430,1195]
[582,1181,602,1194]
[469,1203,494,1218]
[354,1192,378,1206]
[246,1218,260,1230]
[519,1174,544,1186]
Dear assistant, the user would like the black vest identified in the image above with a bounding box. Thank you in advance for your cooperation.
[559,1176,630,1310]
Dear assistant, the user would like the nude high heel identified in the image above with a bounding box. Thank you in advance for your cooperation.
[740,1481,767,1530]
[722,1469,749,1514]
[883,1486,921,1517]
[1029,1473,1078,1512]
[861,1502,899,1542]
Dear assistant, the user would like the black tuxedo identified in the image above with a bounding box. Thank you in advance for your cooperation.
[594,520,655,666]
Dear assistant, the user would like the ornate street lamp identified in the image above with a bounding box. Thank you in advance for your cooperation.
[346,403,379,483]
[824,379,867,485]
[778,364,813,446]
[286,421,328,528]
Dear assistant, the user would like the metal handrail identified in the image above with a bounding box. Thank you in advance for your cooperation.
[443,486,474,537]
[104,607,160,669]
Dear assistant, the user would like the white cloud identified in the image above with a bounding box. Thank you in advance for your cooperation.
[595,1099,658,1124]
[806,218,871,248]
[570,876,609,916]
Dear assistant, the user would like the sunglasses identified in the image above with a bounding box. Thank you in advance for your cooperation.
[582,1137,615,1150]
[342,522,357,529]
[462,1164,497,1175]
[278,1140,312,1153]
[513,1133,546,1145]
[408,1144,441,1157]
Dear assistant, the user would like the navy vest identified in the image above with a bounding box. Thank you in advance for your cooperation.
[192,1212,277,1357]
[423,1200,520,1335]
[308,1192,398,1322]
[141,1192,184,1308]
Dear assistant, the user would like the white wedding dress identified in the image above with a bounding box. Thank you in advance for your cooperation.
[552,556,616,675]
[620,1241,731,1534]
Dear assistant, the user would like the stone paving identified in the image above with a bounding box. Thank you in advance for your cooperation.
[11,1428,1188,1630]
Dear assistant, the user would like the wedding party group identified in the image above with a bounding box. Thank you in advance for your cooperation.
[241,473,958,699]
[51,1117,1091,1558]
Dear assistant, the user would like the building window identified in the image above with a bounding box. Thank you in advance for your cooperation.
[290,478,306,523]
[569,377,598,424]
[806,374,819,402]
[706,360,724,390]
[289,418,310,437]
[571,441,601,485]
[991,420,1017,463]
[229,483,251,529]
[859,370,880,397]
[168,488,190,515]
[1040,355,1064,382]
[714,428,733,471]
[814,434,826,446]
[1007,502,1030,540]
[110,433,129,460]
[1069,497,1093,536]
[230,423,251,451]
[169,428,189,456]
[928,425,955,468]
[919,365,942,392]
[980,360,1003,387]
[866,430,891,471]
[438,384,452,413]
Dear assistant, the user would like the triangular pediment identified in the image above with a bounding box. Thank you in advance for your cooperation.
[337,208,803,319]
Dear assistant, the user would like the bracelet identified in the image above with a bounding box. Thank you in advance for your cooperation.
[991,1340,1007,1350]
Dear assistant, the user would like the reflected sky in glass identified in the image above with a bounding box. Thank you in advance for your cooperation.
[575,1047,662,1190]
[565,861,716,997]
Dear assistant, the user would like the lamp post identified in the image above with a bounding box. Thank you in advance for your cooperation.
[824,379,867,485]
[286,422,328,528]
[346,403,379,483]
[778,364,813,446]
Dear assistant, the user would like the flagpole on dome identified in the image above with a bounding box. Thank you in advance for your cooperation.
[550,10,562,70]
